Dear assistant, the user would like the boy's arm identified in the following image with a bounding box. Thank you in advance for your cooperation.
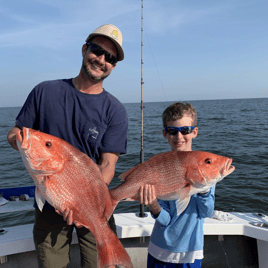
[196,185,216,218]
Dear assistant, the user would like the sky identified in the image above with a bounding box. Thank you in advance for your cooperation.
[0,0,267,107]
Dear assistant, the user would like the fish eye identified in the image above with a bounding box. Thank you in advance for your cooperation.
[205,158,212,164]
[45,141,52,148]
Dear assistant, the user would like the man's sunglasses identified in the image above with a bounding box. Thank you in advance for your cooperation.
[86,42,117,65]
[164,126,195,136]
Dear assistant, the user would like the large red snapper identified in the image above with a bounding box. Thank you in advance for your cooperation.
[16,127,133,268]
[110,151,235,213]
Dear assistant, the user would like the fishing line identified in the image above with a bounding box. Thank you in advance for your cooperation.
[143,26,168,102]
[219,239,232,268]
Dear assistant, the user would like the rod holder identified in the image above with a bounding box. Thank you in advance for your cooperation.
[0,256,7,264]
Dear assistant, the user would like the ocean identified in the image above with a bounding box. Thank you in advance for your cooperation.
[0,98,268,228]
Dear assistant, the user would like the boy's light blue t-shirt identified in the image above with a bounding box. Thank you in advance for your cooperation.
[150,186,215,253]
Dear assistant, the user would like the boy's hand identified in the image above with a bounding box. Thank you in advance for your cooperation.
[139,184,161,217]
[139,184,157,205]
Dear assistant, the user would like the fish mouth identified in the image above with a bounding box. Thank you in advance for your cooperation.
[16,128,42,167]
[16,127,30,150]
[224,158,235,176]
[213,158,235,185]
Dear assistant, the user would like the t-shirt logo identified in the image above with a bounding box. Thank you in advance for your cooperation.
[88,127,99,139]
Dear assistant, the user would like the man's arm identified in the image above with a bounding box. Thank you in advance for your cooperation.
[7,125,21,151]
[98,152,120,185]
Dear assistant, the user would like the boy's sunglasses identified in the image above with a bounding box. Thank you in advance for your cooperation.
[164,126,195,136]
[86,42,117,65]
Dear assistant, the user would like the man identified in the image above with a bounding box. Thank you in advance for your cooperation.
[7,24,128,268]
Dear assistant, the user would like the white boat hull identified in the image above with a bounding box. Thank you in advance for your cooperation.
[1,212,267,267]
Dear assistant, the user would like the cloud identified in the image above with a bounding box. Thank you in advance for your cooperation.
[0,0,139,49]
[143,1,215,36]
[0,0,220,50]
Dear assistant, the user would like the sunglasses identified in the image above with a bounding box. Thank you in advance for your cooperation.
[164,126,195,136]
[86,42,117,65]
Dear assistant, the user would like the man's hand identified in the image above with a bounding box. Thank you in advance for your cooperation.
[7,126,21,151]
[55,208,83,228]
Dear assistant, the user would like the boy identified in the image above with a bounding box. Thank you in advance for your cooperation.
[139,102,215,268]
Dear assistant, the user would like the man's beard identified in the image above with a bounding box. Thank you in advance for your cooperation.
[82,60,110,81]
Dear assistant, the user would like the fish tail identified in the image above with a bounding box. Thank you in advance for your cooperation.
[97,228,133,268]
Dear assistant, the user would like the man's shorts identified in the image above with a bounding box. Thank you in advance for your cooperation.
[33,208,117,268]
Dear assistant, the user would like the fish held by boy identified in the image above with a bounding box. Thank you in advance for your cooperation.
[16,127,133,268]
[109,151,235,214]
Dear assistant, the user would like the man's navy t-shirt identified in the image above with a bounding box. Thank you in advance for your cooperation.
[16,78,128,210]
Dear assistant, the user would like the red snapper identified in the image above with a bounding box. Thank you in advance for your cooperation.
[16,127,133,268]
[110,151,235,213]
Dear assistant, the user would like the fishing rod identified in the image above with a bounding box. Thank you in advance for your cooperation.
[138,0,147,219]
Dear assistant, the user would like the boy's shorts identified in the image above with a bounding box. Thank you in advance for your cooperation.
[33,208,116,268]
[147,253,202,268]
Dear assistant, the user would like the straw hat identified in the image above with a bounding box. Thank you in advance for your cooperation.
[86,24,124,61]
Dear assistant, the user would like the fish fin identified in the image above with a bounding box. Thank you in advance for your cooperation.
[175,197,190,215]
[97,227,133,268]
[103,198,114,222]
[35,187,46,212]
[121,198,138,201]
[73,221,84,228]
[159,192,181,200]
[109,188,120,213]
[109,188,138,213]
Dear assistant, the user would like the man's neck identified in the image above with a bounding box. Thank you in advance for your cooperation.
[72,75,104,95]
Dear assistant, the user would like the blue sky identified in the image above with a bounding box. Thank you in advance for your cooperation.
[0,0,267,107]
